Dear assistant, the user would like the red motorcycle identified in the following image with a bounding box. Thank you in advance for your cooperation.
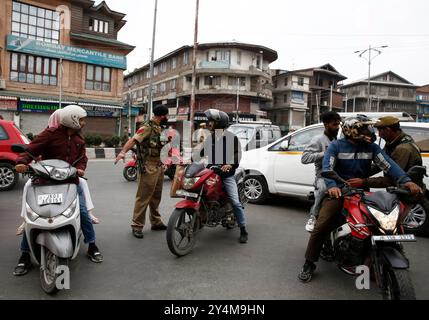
[122,148,178,181]
[166,163,247,257]
[320,168,425,300]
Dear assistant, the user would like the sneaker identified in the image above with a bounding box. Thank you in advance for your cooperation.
[239,227,248,244]
[298,261,316,283]
[151,223,167,231]
[305,215,317,232]
[132,229,144,239]
[13,252,32,276]
[87,244,103,263]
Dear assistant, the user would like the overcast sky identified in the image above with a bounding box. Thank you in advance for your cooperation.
[103,0,429,85]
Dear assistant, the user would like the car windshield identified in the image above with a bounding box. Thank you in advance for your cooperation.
[227,126,255,145]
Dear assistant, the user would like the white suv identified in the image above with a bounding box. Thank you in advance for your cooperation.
[240,122,429,233]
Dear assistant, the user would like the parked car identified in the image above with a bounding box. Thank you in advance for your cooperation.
[227,122,282,151]
[240,122,429,234]
[0,117,30,191]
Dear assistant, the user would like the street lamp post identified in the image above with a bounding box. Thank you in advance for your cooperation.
[190,0,200,132]
[148,0,158,120]
[354,45,388,111]
[236,76,240,123]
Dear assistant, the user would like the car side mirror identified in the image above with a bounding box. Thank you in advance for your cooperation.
[280,140,289,151]
[11,144,27,153]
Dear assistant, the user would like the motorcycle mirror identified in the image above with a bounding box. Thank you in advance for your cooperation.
[321,170,348,184]
[11,144,27,153]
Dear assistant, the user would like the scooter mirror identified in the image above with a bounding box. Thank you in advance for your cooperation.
[11,144,27,153]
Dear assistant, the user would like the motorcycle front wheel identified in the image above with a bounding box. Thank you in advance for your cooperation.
[167,208,200,257]
[123,166,137,182]
[382,266,416,300]
[40,247,69,295]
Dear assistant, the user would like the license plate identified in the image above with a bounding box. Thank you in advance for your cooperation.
[372,234,416,242]
[176,190,199,199]
[37,193,64,206]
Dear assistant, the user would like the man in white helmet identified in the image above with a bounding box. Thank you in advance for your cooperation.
[14,105,103,277]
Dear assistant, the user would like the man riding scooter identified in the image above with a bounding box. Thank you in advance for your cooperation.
[14,105,103,276]
[199,109,248,243]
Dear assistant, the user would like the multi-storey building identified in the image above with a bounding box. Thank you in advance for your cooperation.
[269,69,311,133]
[123,42,278,133]
[288,64,347,125]
[0,0,134,136]
[341,71,418,117]
[417,84,429,123]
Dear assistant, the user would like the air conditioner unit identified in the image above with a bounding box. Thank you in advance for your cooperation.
[0,79,6,90]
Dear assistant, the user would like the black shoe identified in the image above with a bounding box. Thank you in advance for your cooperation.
[132,229,144,239]
[298,261,316,283]
[151,223,167,231]
[239,227,248,244]
[13,252,32,276]
[87,244,103,263]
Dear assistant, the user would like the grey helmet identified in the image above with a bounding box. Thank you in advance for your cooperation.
[204,109,229,129]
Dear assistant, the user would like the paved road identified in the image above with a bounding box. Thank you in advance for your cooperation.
[1,161,428,300]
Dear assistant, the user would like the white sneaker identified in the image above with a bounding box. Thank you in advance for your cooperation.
[305,215,317,232]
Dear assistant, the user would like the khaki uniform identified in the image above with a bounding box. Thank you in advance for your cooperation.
[131,120,167,231]
[366,132,424,189]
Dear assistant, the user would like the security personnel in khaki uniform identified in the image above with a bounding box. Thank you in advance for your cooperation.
[348,116,425,190]
[115,105,169,239]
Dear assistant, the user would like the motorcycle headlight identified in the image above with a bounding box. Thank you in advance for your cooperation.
[182,177,201,190]
[368,205,400,232]
[62,199,78,218]
[50,168,71,181]
[25,204,39,222]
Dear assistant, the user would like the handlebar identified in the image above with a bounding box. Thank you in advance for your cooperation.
[386,187,411,196]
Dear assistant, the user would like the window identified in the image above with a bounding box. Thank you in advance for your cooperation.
[216,50,231,62]
[256,55,262,69]
[273,80,278,88]
[153,65,158,76]
[171,57,177,70]
[10,52,57,85]
[160,82,166,92]
[402,127,429,152]
[0,125,9,140]
[298,77,304,86]
[183,51,189,65]
[204,76,221,86]
[170,79,176,91]
[12,1,60,43]
[284,77,288,86]
[317,78,324,87]
[160,62,167,73]
[89,18,109,34]
[228,77,245,86]
[269,126,324,152]
[284,94,288,103]
[388,87,400,97]
[237,51,242,65]
[85,65,111,91]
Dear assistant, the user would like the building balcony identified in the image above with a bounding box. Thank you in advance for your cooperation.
[178,88,272,100]
[199,60,230,69]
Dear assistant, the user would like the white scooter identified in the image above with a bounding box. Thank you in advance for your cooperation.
[13,145,82,294]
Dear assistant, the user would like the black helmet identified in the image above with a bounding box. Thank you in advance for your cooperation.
[204,109,230,129]
[342,115,376,144]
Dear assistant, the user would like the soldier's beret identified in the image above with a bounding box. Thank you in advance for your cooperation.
[374,116,400,128]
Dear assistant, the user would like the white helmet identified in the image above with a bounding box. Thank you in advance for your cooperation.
[60,105,87,129]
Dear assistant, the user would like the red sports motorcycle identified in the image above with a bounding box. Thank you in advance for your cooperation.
[122,148,178,181]
[320,168,426,300]
[166,163,247,257]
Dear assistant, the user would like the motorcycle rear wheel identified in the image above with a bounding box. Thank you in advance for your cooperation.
[382,266,416,300]
[40,247,69,295]
[167,208,200,257]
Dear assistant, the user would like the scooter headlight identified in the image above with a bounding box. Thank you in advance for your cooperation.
[50,168,71,181]
[182,177,200,190]
[62,199,78,218]
[368,205,400,232]
[25,204,39,222]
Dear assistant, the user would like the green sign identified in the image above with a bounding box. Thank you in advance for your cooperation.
[7,35,127,69]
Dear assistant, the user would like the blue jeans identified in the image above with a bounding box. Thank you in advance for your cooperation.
[21,185,95,253]
[223,176,247,227]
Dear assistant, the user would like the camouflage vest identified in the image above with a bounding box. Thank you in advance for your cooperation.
[139,120,168,162]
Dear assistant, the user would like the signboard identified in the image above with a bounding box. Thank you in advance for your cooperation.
[291,91,305,104]
[0,100,18,111]
[82,105,120,118]
[122,106,140,116]
[19,101,60,113]
[7,35,127,70]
